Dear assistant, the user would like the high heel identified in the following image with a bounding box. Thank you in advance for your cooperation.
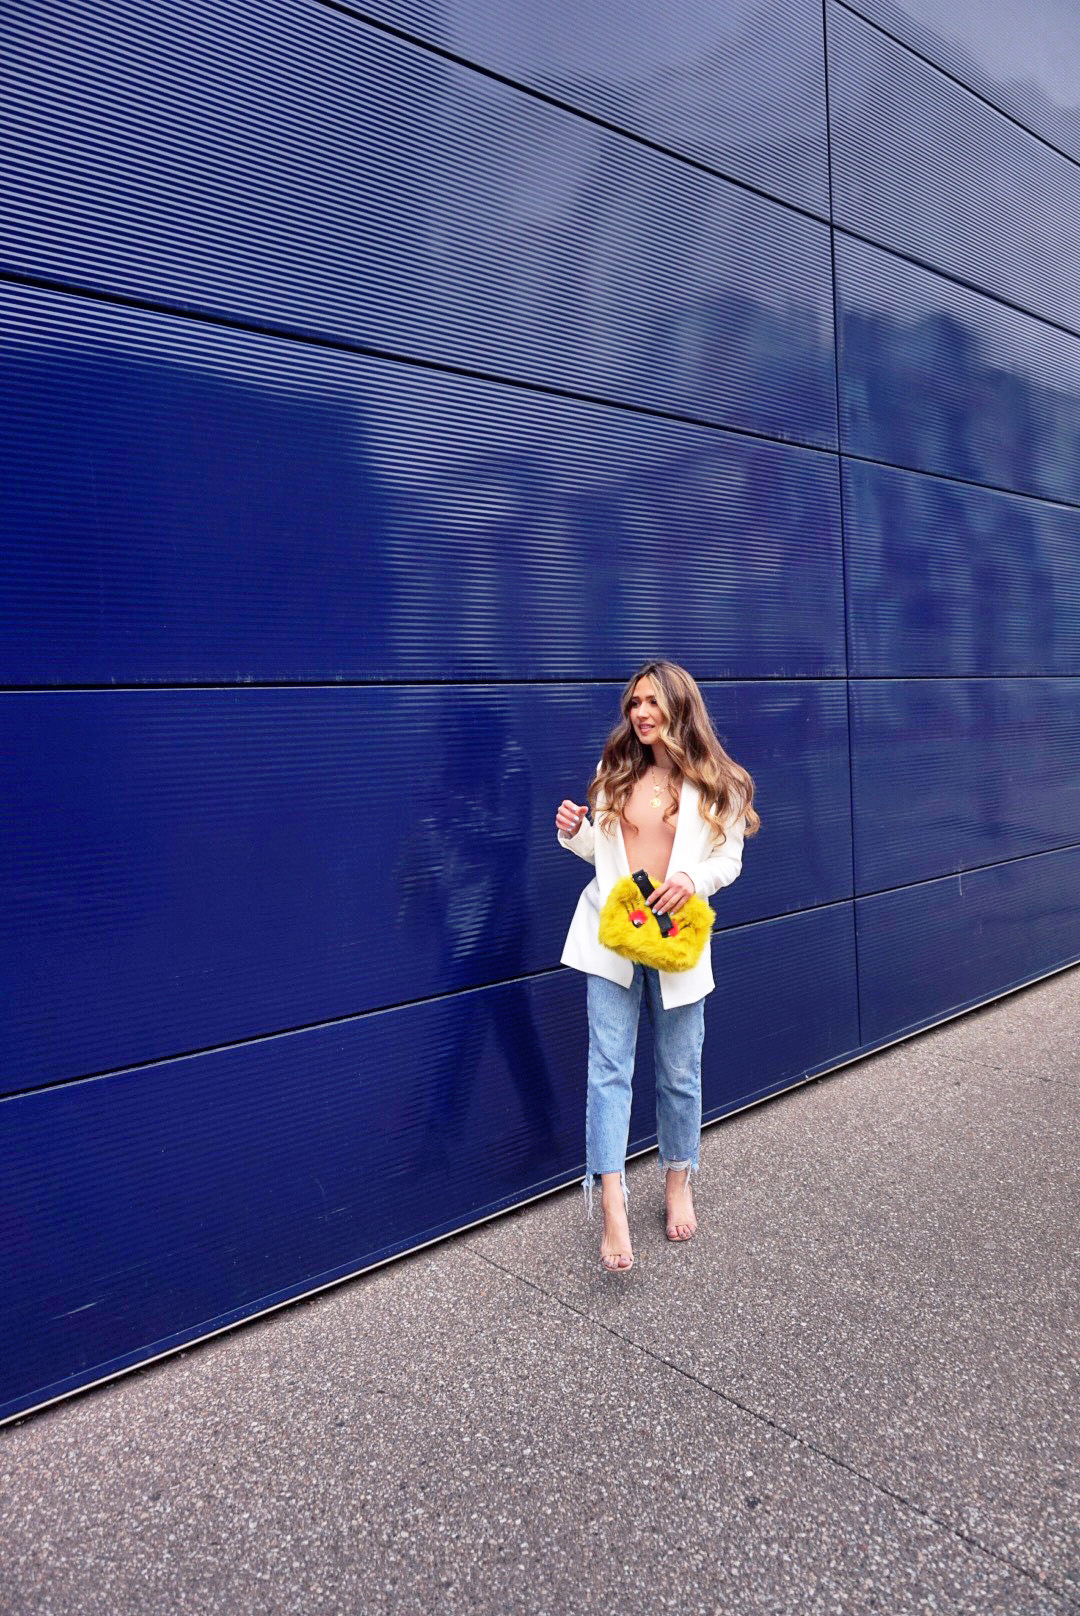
[598,1176,634,1272]
[664,1166,697,1242]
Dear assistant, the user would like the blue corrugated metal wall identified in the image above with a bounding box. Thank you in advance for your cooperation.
[2,0,1078,1423]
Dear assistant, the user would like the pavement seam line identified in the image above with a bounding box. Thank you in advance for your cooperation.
[466,1245,1078,1610]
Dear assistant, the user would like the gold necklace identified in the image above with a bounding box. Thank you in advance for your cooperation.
[648,766,669,810]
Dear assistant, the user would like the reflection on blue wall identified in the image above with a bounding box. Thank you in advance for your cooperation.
[2,0,1078,1422]
[828,2,1080,336]
[365,0,832,213]
[837,235,1080,505]
[843,461,1077,676]
[846,0,1080,164]
[0,287,843,685]
[0,1,837,444]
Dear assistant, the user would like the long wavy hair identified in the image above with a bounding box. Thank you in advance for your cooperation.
[588,661,761,846]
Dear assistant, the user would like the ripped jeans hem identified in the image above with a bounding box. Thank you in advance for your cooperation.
[654,1155,699,1187]
[581,1168,629,1222]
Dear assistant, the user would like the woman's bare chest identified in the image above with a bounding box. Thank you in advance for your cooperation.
[619,773,678,877]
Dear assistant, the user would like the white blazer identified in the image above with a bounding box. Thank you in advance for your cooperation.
[557,772,746,1009]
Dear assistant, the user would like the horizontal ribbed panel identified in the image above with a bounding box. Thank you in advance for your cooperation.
[829,4,1080,336]
[843,460,1080,675]
[850,679,1080,891]
[836,233,1080,504]
[0,901,859,1424]
[843,0,1080,167]
[363,0,831,214]
[0,281,845,685]
[2,681,852,1093]
[0,0,836,445]
[857,842,1080,1043]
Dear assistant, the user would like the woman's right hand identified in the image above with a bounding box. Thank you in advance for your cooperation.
[555,800,589,836]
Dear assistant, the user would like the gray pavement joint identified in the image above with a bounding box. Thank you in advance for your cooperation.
[464,1244,1080,1612]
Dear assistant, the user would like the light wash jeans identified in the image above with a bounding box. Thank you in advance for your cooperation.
[582,963,705,1219]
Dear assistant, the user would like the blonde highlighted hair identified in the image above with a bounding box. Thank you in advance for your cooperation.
[588,661,761,846]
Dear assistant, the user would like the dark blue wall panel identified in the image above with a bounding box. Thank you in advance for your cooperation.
[1,0,836,446]
[844,0,1080,166]
[2,682,851,1094]
[0,901,860,1424]
[843,461,1080,677]
[0,282,844,686]
[857,844,1080,1044]
[362,0,831,215]
[850,679,1080,892]
[3,0,1079,1423]
[828,4,1080,336]
[836,233,1080,504]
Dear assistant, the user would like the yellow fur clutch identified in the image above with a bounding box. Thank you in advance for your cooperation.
[598,871,715,972]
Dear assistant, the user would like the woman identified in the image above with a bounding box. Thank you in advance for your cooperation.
[554,661,759,1273]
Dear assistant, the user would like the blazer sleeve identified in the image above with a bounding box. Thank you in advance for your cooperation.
[556,757,601,864]
[682,812,746,898]
[557,815,596,864]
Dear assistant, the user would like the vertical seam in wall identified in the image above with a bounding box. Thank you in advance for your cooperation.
[821,0,862,1048]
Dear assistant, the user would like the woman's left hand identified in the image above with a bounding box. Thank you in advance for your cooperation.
[647,872,696,915]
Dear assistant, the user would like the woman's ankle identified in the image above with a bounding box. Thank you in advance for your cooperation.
[599,1170,627,1204]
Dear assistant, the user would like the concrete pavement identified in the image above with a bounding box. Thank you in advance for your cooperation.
[2,966,1078,1614]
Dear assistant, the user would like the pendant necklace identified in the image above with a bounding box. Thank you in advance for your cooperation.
[649,767,668,810]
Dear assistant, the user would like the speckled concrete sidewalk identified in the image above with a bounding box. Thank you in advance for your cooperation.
[2,967,1078,1616]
